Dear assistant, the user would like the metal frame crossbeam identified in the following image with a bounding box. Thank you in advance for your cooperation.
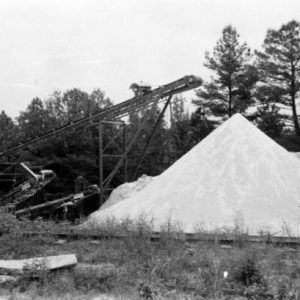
[131,95,173,180]
[98,120,127,205]
[102,98,161,194]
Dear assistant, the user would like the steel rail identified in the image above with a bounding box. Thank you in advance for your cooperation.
[13,229,300,247]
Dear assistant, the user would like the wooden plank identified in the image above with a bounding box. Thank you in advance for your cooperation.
[0,275,18,282]
[0,275,17,283]
[0,254,77,272]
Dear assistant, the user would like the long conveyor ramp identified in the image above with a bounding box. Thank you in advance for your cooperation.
[0,75,202,158]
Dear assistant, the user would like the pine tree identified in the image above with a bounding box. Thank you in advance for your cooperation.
[194,25,258,118]
[256,20,300,135]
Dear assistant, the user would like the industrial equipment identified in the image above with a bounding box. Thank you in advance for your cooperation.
[0,162,56,207]
[0,75,202,219]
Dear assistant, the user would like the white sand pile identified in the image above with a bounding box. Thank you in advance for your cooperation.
[292,152,300,160]
[99,175,153,210]
[85,114,300,236]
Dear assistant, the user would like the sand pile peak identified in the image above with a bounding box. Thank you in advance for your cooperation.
[86,113,300,235]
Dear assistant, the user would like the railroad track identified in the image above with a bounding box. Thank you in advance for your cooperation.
[18,229,300,247]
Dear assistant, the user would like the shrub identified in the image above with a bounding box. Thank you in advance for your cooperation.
[232,250,262,286]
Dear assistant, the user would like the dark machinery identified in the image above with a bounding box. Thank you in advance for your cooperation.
[129,82,152,97]
[0,162,56,212]
[0,75,202,218]
[15,183,100,220]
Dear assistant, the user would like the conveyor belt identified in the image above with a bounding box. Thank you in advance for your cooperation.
[0,75,202,157]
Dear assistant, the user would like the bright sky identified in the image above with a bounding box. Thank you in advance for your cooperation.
[0,0,299,117]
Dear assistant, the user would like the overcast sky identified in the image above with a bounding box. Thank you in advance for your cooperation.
[0,0,299,117]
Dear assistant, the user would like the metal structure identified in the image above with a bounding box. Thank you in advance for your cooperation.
[0,75,202,158]
[0,162,20,187]
[99,120,127,205]
[0,162,56,207]
[15,185,100,219]
[131,95,173,180]
[20,228,300,248]
[0,75,202,212]
[129,82,152,97]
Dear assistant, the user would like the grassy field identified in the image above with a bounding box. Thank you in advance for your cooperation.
[0,213,300,299]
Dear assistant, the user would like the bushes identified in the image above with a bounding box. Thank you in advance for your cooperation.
[1,216,300,299]
[231,249,262,286]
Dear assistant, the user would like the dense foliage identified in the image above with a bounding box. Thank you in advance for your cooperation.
[256,20,300,136]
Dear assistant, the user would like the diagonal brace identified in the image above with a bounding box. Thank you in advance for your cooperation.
[103,97,160,190]
[131,95,173,180]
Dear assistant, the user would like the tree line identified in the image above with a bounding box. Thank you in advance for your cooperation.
[197,20,300,139]
[1,20,300,194]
